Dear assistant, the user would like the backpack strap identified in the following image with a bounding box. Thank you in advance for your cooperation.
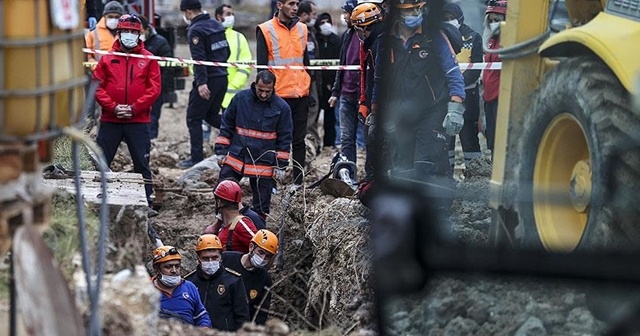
[225,215,245,251]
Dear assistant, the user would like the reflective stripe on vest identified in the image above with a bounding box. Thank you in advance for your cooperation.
[237,127,277,140]
[276,150,290,160]
[223,155,275,177]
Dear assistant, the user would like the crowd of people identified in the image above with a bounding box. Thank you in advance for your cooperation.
[84,0,508,328]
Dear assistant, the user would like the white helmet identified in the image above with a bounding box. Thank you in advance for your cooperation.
[357,0,384,4]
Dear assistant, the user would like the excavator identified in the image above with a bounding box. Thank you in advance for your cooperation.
[487,0,640,252]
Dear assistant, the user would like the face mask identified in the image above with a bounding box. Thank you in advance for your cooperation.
[319,22,333,36]
[446,19,460,29]
[222,15,235,28]
[201,260,220,275]
[183,14,191,25]
[159,274,181,288]
[402,13,423,29]
[106,18,119,30]
[250,253,268,268]
[120,32,139,49]
[308,18,316,26]
[489,22,501,35]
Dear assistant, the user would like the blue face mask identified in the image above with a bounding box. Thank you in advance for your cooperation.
[402,13,423,29]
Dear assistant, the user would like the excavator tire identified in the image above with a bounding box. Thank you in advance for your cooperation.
[511,56,640,252]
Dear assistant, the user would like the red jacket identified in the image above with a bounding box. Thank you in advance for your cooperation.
[482,36,501,102]
[93,40,161,124]
[206,216,258,254]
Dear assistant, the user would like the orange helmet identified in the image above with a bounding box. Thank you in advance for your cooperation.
[214,180,242,203]
[486,0,507,15]
[152,246,182,265]
[350,3,384,27]
[251,229,279,255]
[195,234,223,252]
[394,0,426,9]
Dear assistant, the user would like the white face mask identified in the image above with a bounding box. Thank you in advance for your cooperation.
[489,22,501,35]
[120,32,139,48]
[446,19,460,29]
[183,14,191,25]
[106,18,119,30]
[159,274,181,288]
[308,18,316,26]
[319,22,333,36]
[201,260,221,275]
[222,15,235,28]
[250,254,268,268]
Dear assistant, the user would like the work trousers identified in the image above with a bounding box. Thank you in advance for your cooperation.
[284,97,310,185]
[219,165,275,218]
[186,76,227,163]
[97,122,153,205]
[448,86,482,167]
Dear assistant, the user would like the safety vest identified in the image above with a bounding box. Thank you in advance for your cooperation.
[258,18,310,98]
[222,28,252,108]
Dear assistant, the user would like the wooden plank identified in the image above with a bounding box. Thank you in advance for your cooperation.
[43,171,148,206]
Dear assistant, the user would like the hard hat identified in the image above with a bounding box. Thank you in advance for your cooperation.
[251,229,279,255]
[486,0,507,15]
[214,180,242,203]
[195,234,223,252]
[116,14,143,32]
[351,3,384,27]
[357,0,384,4]
[394,0,426,9]
[153,246,182,265]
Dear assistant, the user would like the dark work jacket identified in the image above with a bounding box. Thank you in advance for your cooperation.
[222,251,273,325]
[187,13,230,85]
[240,204,266,230]
[185,266,250,331]
[458,24,483,88]
[363,23,384,109]
[144,31,175,93]
[315,32,342,94]
[331,27,358,98]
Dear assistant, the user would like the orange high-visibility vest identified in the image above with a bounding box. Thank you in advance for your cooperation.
[258,17,310,98]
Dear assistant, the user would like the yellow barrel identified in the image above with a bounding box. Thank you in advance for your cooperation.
[1,0,87,140]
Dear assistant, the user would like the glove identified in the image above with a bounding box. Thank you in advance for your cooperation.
[442,101,465,136]
[214,154,226,168]
[357,104,369,125]
[273,168,286,182]
[88,17,97,31]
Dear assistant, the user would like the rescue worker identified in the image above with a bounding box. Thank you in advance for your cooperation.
[443,2,483,173]
[185,234,250,331]
[298,1,322,155]
[85,1,125,63]
[204,180,259,253]
[214,70,293,218]
[329,0,363,169]
[85,0,98,30]
[151,246,212,327]
[203,4,253,144]
[178,0,230,169]
[222,229,279,325]
[93,14,160,214]
[384,0,465,211]
[482,0,507,154]
[257,0,311,187]
[138,15,174,140]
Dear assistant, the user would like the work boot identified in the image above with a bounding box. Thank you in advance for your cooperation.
[148,208,159,218]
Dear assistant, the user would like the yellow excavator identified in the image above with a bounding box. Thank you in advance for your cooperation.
[488,0,640,252]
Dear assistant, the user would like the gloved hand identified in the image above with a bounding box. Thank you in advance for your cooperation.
[88,17,97,31]
[273,167,286,182]
[442,101,465,136]
[214,154,226,168]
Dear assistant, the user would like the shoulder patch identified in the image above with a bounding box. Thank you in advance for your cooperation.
[192,36,199,45]
[225,267,241,277]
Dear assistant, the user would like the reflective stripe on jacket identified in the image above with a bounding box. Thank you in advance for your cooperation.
[222,28,252,108]
[257,17,310,98]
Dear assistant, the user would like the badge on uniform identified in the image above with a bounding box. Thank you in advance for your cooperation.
[249,289,258,299]
[138,60,147,68]
[217,284,225,295]
[192,36,199,45]
[419,50,428,59]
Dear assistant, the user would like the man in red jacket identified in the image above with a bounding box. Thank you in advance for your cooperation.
[93,14,161,212]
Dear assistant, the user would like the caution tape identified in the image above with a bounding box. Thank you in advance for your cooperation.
[82,48,503,71]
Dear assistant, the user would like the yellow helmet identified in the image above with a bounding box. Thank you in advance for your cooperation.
[350,3,383,27]
[152,246,182,265]
[251,229,279,255]
[195,234,223,252]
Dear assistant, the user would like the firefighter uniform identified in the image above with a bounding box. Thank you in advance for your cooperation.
[186,12,230,164]
[185,266,250,331]
[214,85,293,216]
[222,251,273,325]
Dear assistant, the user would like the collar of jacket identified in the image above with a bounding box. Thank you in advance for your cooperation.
[197,264,223,280]
[192,12,212,24]
[251,83,274,103]
[363,23,385,49]
[112,39,145,53]
[273,14,300,30]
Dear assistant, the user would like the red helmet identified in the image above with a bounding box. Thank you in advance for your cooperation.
[486,0,507,15]
[214,180,242,203]
[116,14,143,32]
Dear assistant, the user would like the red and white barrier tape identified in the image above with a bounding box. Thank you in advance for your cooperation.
[83,48,502,70]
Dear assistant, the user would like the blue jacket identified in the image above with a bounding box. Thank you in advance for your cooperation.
[155,278,212,328]
[214,84,293,177]
[187,13,230,85]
